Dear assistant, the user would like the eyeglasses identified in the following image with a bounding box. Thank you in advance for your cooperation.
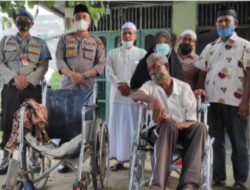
[216,18,233,24]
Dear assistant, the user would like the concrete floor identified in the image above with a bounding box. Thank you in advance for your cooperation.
[0,152,249,190]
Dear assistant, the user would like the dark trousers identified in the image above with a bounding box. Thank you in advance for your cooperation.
[208,103,249,183]
[0,84,41,149]
[149,120,206,190]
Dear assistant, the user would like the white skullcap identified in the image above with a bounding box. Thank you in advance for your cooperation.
[180,29,197,40]
[121,22,137,32]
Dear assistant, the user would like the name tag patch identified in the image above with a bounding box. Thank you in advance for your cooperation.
[20,57,29,66]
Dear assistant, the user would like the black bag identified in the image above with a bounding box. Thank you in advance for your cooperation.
[45,87,93,140]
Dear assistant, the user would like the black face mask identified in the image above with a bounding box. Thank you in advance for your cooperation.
[178,43,193,55]
[16,19,31,32]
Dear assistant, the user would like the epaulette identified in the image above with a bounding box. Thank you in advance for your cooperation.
[89,34,99,42]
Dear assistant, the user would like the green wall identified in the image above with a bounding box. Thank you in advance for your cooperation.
[172,1,197,39]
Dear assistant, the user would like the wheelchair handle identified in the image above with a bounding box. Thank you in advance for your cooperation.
[83,103,98,108]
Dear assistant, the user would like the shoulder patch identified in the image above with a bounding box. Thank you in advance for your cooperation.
[85,35,96,45]
[89,34,98,40]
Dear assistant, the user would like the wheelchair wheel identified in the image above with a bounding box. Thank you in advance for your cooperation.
[15,179,35,190]
[98,122,110,188]
[128,141,146,190]
[19,146,51,190]
[90,119,109,190]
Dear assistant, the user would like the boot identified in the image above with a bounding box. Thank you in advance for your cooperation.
[57,163,71,173]
[0,150,11,175]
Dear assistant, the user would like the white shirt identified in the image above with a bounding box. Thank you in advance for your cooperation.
[140,78,197,123]
[194,33,250,107]
[106,46,146,104]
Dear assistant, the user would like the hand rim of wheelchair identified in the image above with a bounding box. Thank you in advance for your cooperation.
[128,135,147,190]
[90,119,110,190]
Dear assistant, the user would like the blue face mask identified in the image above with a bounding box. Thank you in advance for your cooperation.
[217,26,235,38]
[155,43,171,56]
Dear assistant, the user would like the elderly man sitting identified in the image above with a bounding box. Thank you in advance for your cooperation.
[132,53,207,190]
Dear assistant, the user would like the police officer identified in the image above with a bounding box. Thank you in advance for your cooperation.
[55,4,105,172]
[0,8,51,175]
[56,4,105,90]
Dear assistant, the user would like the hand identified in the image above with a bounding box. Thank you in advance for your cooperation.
[70,70,84,86]
[14,75,29,90]
[193,89,206,97]
[238,100,249,120]
[117,82,130,96]
[151,97,165,123]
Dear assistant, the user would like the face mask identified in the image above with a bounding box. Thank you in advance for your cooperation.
[155,43,171,56]
[74,20,89,31]
[16,19,31,32]
[178,43,193,55]
[217,26,235,38]
[151,72,167,85]
[121,40,134,49]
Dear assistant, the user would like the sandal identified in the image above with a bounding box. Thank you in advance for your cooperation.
[233,182,246,190]
[110,163,125,171]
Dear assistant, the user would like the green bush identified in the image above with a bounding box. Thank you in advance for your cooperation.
[48,71,62,89]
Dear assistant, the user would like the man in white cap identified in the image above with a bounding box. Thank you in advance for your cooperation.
[176,29,205,93]
[106,22,146,170]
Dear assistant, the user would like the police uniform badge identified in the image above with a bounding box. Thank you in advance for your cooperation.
[66,35,77,58]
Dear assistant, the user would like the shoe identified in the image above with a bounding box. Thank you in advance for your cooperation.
[233,182,247,190]
[28,148,41,173]
[110,163,125,171]
[58,164,71,173]
[0,150,11,175]
[212,180,226,187]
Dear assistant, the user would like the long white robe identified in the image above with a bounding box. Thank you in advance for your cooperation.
[106,46,146,161]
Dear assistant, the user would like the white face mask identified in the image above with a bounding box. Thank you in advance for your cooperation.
[121,40,134,49]
[74,20,89,31]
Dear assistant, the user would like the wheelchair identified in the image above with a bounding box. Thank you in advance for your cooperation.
[128,97,214,190]
[2,83,110,190]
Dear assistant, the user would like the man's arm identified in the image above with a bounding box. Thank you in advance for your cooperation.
[170,116,196,129]
[91,39,105,77]
[55,36,83,86]
[238,68,250,119]
[133,90,196,128]
[26,41,50,86]
[105,49,120,85]
[0,36,17,84]
[106,49,129,96]
[132,90,166,123]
